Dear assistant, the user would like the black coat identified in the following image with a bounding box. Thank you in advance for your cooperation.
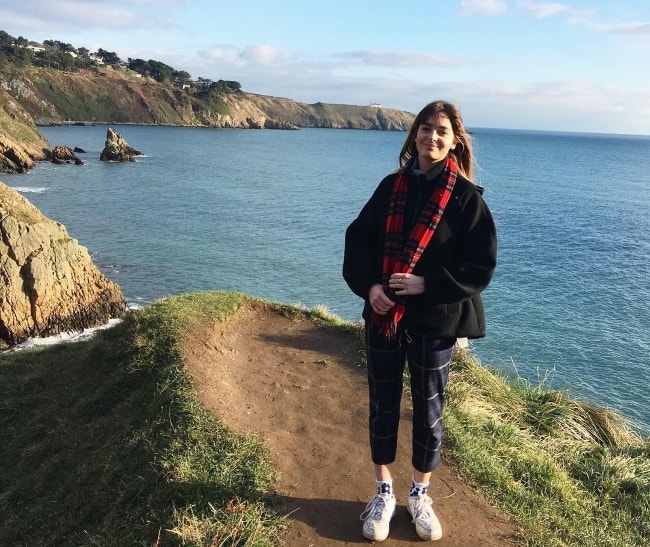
[343,163,497,339]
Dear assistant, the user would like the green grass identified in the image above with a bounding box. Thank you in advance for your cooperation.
[0,291,286,546]
[1,290,648,545]
[444,350,650,546]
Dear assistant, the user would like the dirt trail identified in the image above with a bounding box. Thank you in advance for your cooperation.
[182,301,519,546]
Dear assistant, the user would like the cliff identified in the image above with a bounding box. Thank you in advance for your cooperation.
[0,65,413,173]
[0,183,128,347]
[0,66,414,131]
[0,86,50,173]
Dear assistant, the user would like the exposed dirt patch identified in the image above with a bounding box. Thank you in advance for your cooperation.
[182,301,520,546]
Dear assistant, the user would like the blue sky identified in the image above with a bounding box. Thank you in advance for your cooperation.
[1,0,649,134]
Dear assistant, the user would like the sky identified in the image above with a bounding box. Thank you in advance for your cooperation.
[1,0,649,135]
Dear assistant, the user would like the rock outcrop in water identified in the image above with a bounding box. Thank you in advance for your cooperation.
[0,183,128,347]
[51,145,84,165]
[100,128,142,162]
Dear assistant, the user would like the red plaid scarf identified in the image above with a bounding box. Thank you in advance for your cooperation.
[371,155,458,338]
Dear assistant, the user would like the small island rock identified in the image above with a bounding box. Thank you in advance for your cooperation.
[100,128,142,162]
[51,145,84,165]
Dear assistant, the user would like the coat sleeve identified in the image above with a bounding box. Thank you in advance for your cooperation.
[422,188,497,303]
[342,179,389,300]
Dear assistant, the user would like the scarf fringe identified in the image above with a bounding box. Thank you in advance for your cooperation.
[370,311,400,339]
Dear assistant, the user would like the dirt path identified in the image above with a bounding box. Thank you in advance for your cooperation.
[182,301,520,546]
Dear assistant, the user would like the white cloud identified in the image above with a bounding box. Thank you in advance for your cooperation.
[335,50,465,68]
[564,8,650,36]
[198,45,289,68]
[600,22,650,35]
[0,1,176,33]
[240,45,288,64]
[199,46,246,66]
[460,0,507,16]
[517,1,569,18]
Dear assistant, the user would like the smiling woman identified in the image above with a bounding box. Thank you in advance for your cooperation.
[343,99,497,542]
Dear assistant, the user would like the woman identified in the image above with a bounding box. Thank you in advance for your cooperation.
[343,100,497,542]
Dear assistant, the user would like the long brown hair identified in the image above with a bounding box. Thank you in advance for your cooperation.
[399,100,474,180]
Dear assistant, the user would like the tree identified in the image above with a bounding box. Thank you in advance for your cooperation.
[127,57,150,77]
[146,59,175,83]
[43,39,74,52]
[14,36,29,47]
[95,48,121,65]
[211,80,242,92]
[0,30,13,49]
[175,70,191,84]
[0,31,34,67]
[34,49,70,70]
[196,77,212,91]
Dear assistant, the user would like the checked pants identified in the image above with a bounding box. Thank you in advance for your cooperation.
[365,324,455,473]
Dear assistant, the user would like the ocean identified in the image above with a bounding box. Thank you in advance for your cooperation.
[4,124,649,434]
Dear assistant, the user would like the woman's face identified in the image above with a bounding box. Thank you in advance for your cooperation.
[415,113,457,171]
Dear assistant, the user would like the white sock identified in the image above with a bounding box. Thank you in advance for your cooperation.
[409,478,429,497]
[376,479,393,497]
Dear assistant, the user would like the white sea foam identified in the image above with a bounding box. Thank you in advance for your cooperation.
[8,318,123,352]
[11,186,49,193]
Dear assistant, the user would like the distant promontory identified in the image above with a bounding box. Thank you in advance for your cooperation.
[0,65,414,173]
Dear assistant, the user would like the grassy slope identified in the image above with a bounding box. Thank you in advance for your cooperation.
[0,291,648,546]
[0,292,285,546]
[0,87,50,153]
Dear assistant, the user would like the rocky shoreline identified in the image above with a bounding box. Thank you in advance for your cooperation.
[0,183,128,348]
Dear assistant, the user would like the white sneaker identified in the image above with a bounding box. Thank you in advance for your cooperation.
[407,495,442,541]
[360,493,396,542]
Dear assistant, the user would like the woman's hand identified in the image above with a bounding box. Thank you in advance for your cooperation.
[388,273,425,296]
[369,284,395,315]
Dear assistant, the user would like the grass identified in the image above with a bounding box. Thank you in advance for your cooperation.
[0,291,286,546]
[444,350,650,546]
[1,290,648,545]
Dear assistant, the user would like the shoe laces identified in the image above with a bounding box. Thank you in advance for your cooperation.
[410,495,434,520]
[360,494,389,521]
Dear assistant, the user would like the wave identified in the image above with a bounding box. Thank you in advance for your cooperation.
[6,318,123,352]
[11,186,49,193]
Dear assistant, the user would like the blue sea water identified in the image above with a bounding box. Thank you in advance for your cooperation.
[4,125,650,434]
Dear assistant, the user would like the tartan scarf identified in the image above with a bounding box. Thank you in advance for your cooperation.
[370,155,458,338]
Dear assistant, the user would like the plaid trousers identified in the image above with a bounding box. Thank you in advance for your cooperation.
[365,324,454,473]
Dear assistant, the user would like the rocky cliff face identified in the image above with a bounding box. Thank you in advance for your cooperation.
[0,87,50,173]
[0,183,128,347]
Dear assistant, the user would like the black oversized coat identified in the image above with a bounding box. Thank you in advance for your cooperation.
[343,162,497,339]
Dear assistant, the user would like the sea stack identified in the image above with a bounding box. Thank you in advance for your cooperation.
[100,127,142,162]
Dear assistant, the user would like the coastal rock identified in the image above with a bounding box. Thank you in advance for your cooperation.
[51,145,84,165]
[100,128,142,162]
[264,118,299,130]
[0,134,37,173]
[0,183,128,348]
[0,87,50,173]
